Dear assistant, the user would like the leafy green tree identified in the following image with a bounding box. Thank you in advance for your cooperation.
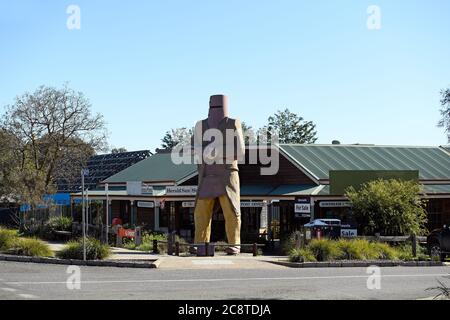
[346,179,428,236]
[241,121,255,145]
[266,108,318,144]
[111,147,127,154]
[438,88,450,142]
[161,127,193,149]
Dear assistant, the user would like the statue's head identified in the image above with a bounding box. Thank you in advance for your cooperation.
[208,94,229,127]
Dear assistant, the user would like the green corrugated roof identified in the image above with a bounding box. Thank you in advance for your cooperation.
[103,153,197,184]
[280,144,450,181]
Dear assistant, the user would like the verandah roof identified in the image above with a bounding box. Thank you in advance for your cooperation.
[279,144,450,181]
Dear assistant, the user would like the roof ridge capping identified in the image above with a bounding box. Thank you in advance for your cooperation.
[279,143,442,148]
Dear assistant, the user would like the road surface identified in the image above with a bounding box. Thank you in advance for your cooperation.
[0,261,448,300]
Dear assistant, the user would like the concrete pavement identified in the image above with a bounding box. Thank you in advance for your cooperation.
[0,260,449,300]
[157,253,286,270]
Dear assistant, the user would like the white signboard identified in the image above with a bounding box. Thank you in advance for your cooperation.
[126,181,153,196]
[141,183,153,195]
[319,201,352,208]
[166,186,198,196]
[341,229,358,237]
[182,201,196,208]
[137,201,154,208]
[260,205,268,229]
[240,201,265,208]
[295,203,311,214]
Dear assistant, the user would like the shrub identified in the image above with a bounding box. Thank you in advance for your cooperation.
[394,243,415,261]
[282,231,304,255]
[135,232,168,252]
[57,237,110,260]
[47,216,73,232]
[122,238,136,250]
[346,179,428,236]
[9,238,53,257]
[371,242,398,260]
[289,248,317,262]
[337,239,368,260]
[0,228,19,251]
[308,239,342,261]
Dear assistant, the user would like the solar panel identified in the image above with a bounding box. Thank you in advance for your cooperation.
[56,150,151,192]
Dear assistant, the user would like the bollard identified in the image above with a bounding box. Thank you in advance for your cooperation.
[175,242,180,256]
[253,243,258,257]
[153,239,158,254]
[411,234,417,257]
[135,227,142,246]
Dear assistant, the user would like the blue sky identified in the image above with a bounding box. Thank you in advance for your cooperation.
[1,0,449,152]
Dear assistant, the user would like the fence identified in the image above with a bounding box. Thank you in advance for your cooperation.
[152,239,265,257]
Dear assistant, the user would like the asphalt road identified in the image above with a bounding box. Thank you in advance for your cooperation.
[0,261,449,300]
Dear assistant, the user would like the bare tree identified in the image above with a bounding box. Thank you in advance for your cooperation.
[1,84,107,205]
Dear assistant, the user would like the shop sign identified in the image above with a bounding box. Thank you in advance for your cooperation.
[182,201,196,208]
[295,197,311,217]
[126,181,153,196]
[137,201,154,208]
[319,201,352,208]
[341,229,358,237]
[240,201,266,208]
[166,186,198,196]
[118,228,135,238]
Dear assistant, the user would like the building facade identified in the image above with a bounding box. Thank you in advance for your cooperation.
[71,145,450,242]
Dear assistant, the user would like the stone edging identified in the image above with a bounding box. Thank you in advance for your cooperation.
[270,260,447,268]
[0,254,160,268]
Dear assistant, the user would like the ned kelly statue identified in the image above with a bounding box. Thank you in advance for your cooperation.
[191,94,245,255]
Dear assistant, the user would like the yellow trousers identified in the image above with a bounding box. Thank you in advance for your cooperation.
[194,195,241,245]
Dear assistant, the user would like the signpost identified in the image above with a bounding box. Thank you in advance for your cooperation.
[81,168,89,261]
[105,183,109,245]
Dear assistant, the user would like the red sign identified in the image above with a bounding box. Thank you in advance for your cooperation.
[118,228,135,238]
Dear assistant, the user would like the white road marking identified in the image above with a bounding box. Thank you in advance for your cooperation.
[17,293,38,299]
[192,260,234,265]
[4,273,449,286]
[0,287,17,292]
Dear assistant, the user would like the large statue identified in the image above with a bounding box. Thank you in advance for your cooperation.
[192,94,245,255]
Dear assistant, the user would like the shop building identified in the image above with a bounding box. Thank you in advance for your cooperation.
[71,144,450,241]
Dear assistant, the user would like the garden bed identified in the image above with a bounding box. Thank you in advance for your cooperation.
[271,259,446,268]
[0,253,160,268]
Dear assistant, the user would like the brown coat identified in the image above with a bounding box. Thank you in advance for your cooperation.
[192,117,245,215]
